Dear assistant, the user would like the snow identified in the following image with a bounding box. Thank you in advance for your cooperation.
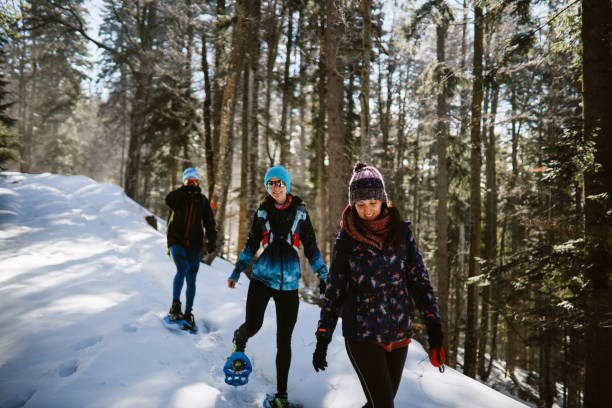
[0,172,530,408]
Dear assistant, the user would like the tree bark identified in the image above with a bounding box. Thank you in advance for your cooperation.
[325,0,348,250]
[315,5,328,260]
[238,65,249,257]
[582,1,612,406]
[463,2,484,379]
[263,0,281,165]
[210,0,227,195]
[123,1,156,200]
[479,79,499,382]
[359,0,371,160]
[247,0,262,224]
[435,17,450,355]
[211,0,248,253]
[202,32,214,197]
[279,2,294,165]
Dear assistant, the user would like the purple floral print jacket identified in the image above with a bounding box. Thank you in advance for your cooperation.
[316,221,440,344]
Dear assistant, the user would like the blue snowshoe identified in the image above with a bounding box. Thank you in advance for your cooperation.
[162,314,197,332]
[223,351,252,386]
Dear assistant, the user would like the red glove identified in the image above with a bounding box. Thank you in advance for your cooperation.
[428,346,446,372]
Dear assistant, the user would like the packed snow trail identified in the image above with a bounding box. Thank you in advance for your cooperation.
[0,172,529,408]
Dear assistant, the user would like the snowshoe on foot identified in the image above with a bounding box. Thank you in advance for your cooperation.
[168,299,183,322]
[263,393,303,408]
[223,351,252,386]
[182,309,197,332]
[232,329,247,353]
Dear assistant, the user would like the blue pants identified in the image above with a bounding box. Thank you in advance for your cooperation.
[170,245,201,311]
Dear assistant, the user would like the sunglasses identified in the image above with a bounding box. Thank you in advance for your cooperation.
[267,180,285,188]
[184,178,198,185]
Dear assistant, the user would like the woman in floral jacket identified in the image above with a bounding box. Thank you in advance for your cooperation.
[313,162,445,408]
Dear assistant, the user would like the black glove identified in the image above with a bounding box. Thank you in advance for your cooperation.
[318,279,326,295]
[426,321,443,350]
[426,321,445,370]
[313,339,329,372]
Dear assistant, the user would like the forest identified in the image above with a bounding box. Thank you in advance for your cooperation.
[1,1,610,407]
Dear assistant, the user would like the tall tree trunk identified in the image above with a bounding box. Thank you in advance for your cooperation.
[238,65,250,257]
[263,0,280,165]
[449,0,469,366]
[359,0,371,159]
[325,0,348,250]
[463,2,484,379]
[412,125,421,234]
[477,72,491,380]
[480,80,499,382]
[211,0,248,253]
[202,32,214,197]
[247,0,262,224]
[315,6,328,260]
[211,0,227,194]
[124,73,150,200]
[124,1,156,200]
[17,27,30,172]
[506,82,521,376]
[435,18,450,354]
[295,7,308,190]
[279,2,294,165]
[582,2,612,407]
[451,222,466,366]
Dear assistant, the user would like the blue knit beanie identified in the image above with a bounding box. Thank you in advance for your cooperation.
[182,168,199,183]
[264,165,291,194]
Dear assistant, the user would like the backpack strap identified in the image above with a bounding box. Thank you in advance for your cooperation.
[258,209,273,249]
[257,205,306,252]
[287,205,307,252]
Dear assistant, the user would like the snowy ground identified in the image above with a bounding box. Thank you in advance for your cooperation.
[0,172,530,408]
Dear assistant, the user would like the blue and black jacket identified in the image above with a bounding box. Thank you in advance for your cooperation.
[229,195,328,291]
[317,221,440,344]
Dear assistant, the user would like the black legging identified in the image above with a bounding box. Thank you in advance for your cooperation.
[236,278,299,394]
[345,339,409,408]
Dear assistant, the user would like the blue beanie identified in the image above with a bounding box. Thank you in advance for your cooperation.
[182,168,199,183]
[264,165,291,194]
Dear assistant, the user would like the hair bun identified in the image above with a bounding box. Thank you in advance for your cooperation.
[353,162,368,173]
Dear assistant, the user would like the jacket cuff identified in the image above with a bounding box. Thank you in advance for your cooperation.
[315,265,329,281]
[229,270,241,282]
[315,327,332,344]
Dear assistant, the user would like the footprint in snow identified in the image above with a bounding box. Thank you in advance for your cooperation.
[59,359,79,377]
[74,336,103,351]
[123,323,138,333]
[0,387,36,408]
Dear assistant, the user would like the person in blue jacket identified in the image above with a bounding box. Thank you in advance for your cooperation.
[228,165,328,408]
[312,162,445,408]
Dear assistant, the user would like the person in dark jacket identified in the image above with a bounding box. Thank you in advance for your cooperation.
[228,165,328,408]
[312,162,445,408]
[166,167,216,327]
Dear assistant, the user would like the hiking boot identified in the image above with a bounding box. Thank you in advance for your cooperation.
[183,309,195,327]
[168,299,183,321]
[232,329,247,353]
[271,393,290,408]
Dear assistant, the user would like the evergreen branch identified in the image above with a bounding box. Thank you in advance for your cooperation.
[40,0,138,75]
[496,0,580,72]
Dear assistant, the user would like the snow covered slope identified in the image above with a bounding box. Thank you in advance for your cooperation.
[0,172,529,408]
